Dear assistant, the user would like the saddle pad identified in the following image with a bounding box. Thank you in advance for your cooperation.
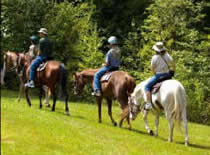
[151,82,162,94]
[37,62,48,71]
[101,72,112,82]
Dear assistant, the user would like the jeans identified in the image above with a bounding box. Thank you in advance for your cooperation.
[93,66,118,91]
[29,55,46,81]
[145,72,170,91]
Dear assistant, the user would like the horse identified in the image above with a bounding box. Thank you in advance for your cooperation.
[1,51,51,106]
[128,79,189,146]
[73,69,136,128]
[17,53,70,115]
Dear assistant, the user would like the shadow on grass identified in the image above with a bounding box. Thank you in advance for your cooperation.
[175,141,210,150]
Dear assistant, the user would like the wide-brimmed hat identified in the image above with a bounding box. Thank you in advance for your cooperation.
[38,28,47,34]
[152,42,166,52]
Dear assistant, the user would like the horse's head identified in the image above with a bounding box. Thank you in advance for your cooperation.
[16,52,26,74]
[128,94,141,120]
[73,72,85,95]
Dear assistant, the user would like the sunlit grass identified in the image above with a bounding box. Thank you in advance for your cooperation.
[1,89,210,155]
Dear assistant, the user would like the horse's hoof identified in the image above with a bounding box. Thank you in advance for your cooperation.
[51,109,55,112]
[45,104,50,108]
[65,111,70,116]
[149,130,154,136]
[113,122,117,126]
[185,142,189,146]
[98,120,102,123]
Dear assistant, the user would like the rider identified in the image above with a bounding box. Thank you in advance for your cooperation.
[25,28,53,88]
[92,36,121,97]
[29,35,39,60]
[144,42,176,110]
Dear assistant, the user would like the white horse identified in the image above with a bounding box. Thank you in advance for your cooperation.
[128,79,189,146]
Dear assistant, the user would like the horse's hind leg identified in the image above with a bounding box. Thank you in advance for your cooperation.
[106,98,117,126]
[96,97,102,123]
[51,90,57,112]
[155,113,160,136]
[182,108,189,146]
[25,87,31,106]
[39,87,43,109]
[167,117,174,143]
[43,86,50,107]
[64,93,70,116]
[17,77,24,102]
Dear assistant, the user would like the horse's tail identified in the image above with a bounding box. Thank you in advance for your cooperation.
[172,83,186,131]
[59,63,68,97]
[125,74,136,96]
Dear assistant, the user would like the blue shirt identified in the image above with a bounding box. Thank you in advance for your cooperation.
[105,47,121,68]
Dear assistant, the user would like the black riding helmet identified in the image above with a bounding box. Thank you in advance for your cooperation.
[30,35,39,44]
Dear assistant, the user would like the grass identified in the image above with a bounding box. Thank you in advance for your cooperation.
[1,89,210,155]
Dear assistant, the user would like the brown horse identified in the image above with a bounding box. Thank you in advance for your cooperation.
[73,69,136,128]
[1,51,50,105]
[18,53,70,115]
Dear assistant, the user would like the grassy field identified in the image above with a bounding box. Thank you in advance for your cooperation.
[1,89,210,155]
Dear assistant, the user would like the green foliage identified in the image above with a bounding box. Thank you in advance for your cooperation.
[1,0,210,124]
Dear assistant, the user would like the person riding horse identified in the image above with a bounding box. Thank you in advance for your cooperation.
[29,35,39,60]
[92,36,121,97]
[25,28,53,88]
[145,42,176,110]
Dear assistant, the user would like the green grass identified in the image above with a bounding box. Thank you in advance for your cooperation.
[1,89,210,155]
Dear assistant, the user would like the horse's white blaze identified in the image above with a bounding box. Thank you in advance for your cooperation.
[132,79,189,145]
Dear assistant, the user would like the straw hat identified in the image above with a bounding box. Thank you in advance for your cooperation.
[152,42,166,52]
[38,28,47,34]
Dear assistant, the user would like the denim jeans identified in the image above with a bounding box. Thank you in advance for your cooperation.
[93,66,118,91]
[29,55,46,81]
[145,72,170,91]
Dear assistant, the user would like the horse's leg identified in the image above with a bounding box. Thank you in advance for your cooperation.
[126,115,131,130]
[17,76,24,102]
[64,91,70,116]
[154,112,160,136]
[119,105,129,128]
[106,98,117,126]
[143,109,153,135]
[39,87,43,109]
[43,86,50,107]
[25,87,31,106]
[182,108,189,146]
[96,97,102,123]
[167,117,174,143]
[51,90,57,112]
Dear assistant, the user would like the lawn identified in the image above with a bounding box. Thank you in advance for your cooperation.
[1,89,210,155]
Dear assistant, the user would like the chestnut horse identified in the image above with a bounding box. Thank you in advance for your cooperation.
[73,69,136,128]
[1,51,50,105]
[18,53,70,115]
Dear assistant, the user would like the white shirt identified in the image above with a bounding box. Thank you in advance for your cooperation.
[29,44,38,58]
[151,52,173,73]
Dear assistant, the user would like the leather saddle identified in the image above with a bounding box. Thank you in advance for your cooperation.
[151,75,172,94]
[37,62,48,71]
[100,71,118,82]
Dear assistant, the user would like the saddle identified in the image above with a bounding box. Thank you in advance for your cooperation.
[151,75,172,94]
[37,62,48,71]
[100,71,117,82]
